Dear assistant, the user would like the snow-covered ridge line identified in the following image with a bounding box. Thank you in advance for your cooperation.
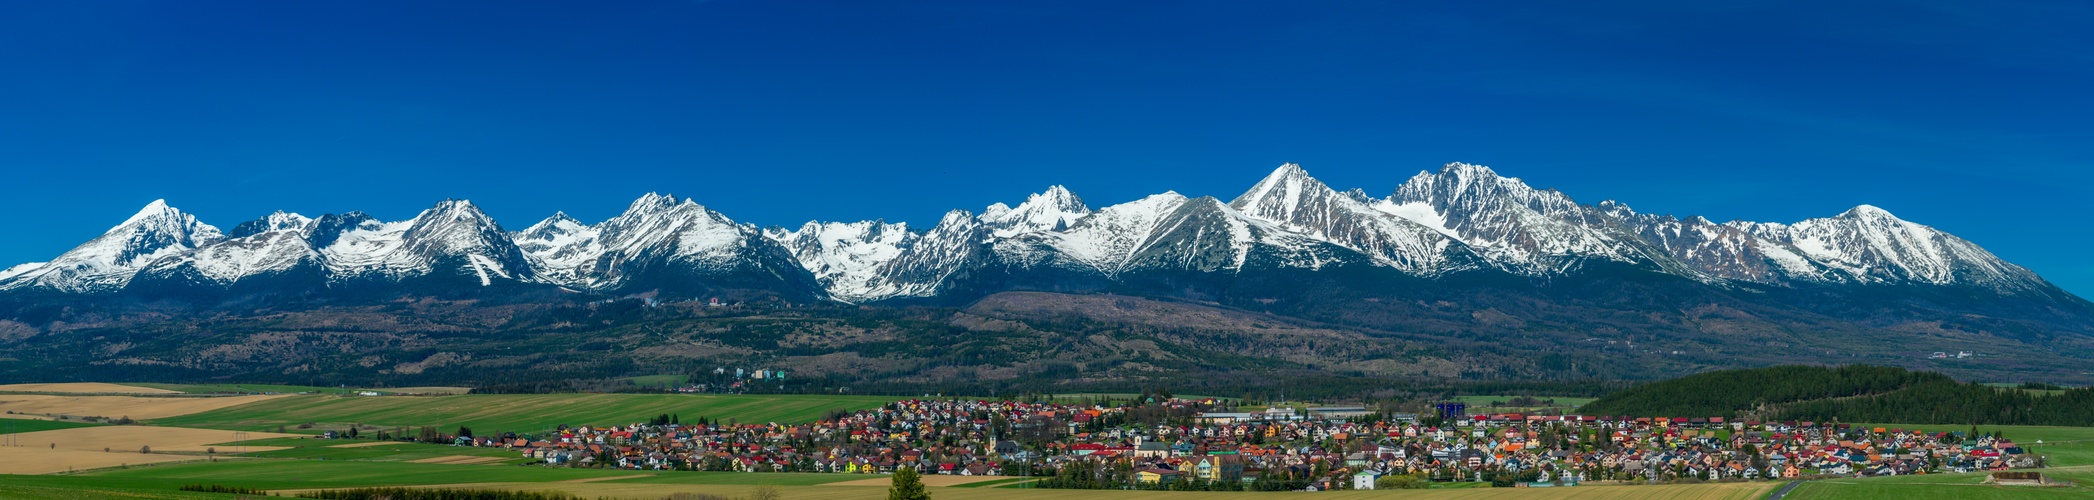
[0,164,2052,302]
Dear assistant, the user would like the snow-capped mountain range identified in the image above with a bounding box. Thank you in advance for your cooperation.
[0,163,2058,303]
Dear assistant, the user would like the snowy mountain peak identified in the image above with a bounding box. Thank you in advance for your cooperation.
[1229,163,1470,273]
[0,199,224,292]
[405,200,507,245]
[1232,163,1334,216]
[1840,204,1898,220]
[423,199,490,220]
[519,212,590,241]
[983,185,1091,237]
[228,211,313,239]
[1394,162,1580,214]
[115,199,176,228]
[626,192,684,214]
[0,162,2065,301]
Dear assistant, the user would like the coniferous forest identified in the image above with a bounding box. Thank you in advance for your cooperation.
[1579,365,2094,426]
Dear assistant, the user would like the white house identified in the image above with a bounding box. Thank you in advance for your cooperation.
[1353,472,1379,490]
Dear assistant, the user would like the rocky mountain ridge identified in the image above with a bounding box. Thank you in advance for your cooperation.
[0,163,2066,305]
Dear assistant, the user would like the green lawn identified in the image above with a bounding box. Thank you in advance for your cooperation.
[0,418,98,434]
[150,393,906,435]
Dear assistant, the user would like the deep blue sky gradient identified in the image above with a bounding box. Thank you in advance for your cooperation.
[2,1,2090,296]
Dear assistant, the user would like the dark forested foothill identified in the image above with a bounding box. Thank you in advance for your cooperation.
[1579,365,2094,426]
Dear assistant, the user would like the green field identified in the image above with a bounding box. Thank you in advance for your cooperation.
[1786,424,2094,499]
[1847,423,2094,467]
[1790,465,2094,499]
[0,480,231,500]
[232,437,533,464]
[0,418,98,434]
[149,393,906,434]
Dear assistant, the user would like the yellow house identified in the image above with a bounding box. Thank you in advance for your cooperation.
[1137,468,1183,484]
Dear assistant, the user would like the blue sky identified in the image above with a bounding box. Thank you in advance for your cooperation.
[2,1,2090,296]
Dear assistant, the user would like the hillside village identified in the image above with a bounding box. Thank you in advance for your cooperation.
[391,398,2043,490]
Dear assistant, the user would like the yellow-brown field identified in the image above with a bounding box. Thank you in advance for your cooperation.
[0,394,285,420]
[0,446,208,474]
[316,479,1778,500]
[3,425,302,456]
[0,383,181,394]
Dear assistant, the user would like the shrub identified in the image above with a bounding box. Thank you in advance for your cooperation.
[1375,473,1429,489]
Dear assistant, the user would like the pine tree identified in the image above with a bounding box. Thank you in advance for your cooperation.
[889,466,930,500]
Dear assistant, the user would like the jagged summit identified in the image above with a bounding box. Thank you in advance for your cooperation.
[983,185,1090,237]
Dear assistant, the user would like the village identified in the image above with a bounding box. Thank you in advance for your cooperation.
[389,397,2042,491]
